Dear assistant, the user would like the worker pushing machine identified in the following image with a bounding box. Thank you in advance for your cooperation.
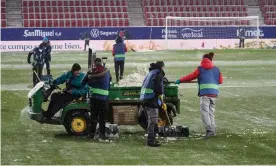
[39,37,52,75]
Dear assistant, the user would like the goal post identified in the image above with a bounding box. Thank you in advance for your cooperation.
[165,16,260,50]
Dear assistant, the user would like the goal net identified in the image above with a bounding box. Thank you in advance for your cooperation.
[165,16,260,50]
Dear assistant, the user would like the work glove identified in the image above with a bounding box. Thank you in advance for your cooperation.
[175,79,181,84]
[161,103,167,111]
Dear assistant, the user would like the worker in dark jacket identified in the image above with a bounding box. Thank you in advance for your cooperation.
[43,63,87,119]
[83,32,90,51]
[175,52,223,138]
[82,58,112,140]
[140,61,166,147]
[39,37,52,75]
[239,28,245,48]
[27,45,45,87]
[112,36,127,83]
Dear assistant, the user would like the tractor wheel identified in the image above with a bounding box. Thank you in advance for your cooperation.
[64,111,89,136]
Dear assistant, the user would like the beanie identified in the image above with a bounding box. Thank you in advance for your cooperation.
[43,37,48,43]
[155,61,165,68]
[94,58,102,66]
[203,52,214,61]
[71,63,81,72]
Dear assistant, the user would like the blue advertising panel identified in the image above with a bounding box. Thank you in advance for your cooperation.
[1,26,275,41]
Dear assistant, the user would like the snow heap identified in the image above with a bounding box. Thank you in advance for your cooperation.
[116,65,148,87]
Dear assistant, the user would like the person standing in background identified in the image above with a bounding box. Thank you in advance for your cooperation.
[239,28,246,48]
[112,36,127,83]
[83,32,90,51]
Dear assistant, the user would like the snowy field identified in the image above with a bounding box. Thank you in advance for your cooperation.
[1,49,276,164]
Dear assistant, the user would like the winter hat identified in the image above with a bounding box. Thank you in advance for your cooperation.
[94,58,102,66]
[155,61,165,68]
[43,37,48,43]
[71,63,81,72]
[203,52,214,61]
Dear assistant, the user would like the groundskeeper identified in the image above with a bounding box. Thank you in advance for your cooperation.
[43,63,87,119]
[112,36,127,83]
[140,61,166,147]
[239,28,246,48]
[39,37,52,75]
[82,58,112,140]
[175,52,223,138]
[27,45,46,87]
[83,32,90,51]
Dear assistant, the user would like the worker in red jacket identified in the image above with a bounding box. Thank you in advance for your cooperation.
[175,52,223,138]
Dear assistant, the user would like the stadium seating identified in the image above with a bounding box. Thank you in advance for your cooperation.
[21,0,130,27]
[259,0,276,25]
[1,0,6,27]
[142,0,249,26]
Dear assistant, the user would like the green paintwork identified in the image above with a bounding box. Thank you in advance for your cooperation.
[109,84,179,99]
[60,102,89,124]
[29,83,180,124]
[32,89,44,113]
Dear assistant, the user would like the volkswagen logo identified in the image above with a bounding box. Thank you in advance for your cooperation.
[90,29,100,38]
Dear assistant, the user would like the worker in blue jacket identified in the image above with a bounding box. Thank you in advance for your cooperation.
[43,63,87,119]
[140,61,166,147]
[82,58,112,140]
[39,37,52,75]
[27,45,46,87]
[112,36,127,83]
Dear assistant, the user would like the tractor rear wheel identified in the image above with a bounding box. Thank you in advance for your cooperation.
[64,111,90,136]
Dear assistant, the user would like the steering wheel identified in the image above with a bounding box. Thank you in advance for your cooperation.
[49,79,61,90]
[163,77,170,85]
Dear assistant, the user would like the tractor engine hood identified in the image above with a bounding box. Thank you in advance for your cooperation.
[27,82,45,98]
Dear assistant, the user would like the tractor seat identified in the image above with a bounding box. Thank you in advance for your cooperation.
[71,96,86,103]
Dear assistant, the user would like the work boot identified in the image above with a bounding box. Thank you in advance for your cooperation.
[119,76,123,80]
[86,134,94,140]
[147,140,161,147]
[204,130,216,139]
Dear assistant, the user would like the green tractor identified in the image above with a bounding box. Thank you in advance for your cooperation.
[28,51,189,137]
[27,77,189,137]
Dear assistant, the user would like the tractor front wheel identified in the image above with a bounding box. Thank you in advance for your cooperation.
[64,111,90,136]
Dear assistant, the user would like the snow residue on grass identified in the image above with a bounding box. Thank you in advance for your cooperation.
[116,65,148,87]
[1,83,30,91]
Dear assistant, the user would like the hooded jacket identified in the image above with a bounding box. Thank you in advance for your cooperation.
[81,65,112,101]
[180,58,223,97]
[140,63,165,108]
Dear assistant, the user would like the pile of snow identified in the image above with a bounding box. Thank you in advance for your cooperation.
[116,65,148,87]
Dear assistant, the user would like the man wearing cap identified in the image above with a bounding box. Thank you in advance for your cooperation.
[39,37,52,75]
[140,61,166,147]
[175,52,223,138]
[82,58,112,140]
[43,63,87,119]
[112,36,127,83]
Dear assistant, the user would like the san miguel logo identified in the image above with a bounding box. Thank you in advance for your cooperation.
[181,28,203,38]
